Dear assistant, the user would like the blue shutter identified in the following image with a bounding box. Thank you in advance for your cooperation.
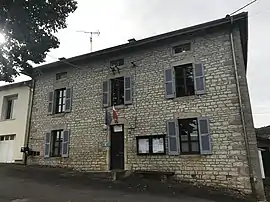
[48,91,54,114]
[62,130,70,158]
[164,68,175,98]
[44,132,51,158]
[124,76,132,105]
[198,117,212,154]
[65,87,72,112]
[167,120,180,155]
[194,63,206,95]
[103,80,109,107]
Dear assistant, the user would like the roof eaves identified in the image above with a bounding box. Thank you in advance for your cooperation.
[37,12,248,71]
[0,80,32,91]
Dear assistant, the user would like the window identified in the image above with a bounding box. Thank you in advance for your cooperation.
[110,58,124,67]
[6,100,13,119]
[167,118,212,155]
[51,130,64,157]
[1,95,18,120]
[103,76,132,107]
[0,135,15,141]
[56,72,67,80]
[178,118,200,154]
[164,63,205,99]
[55,88,66,113]
[44,130,70,158]
[136,135,166,155]
[48,88,72,115]
[175,64,194,97]
[173,43,191,54]
[9,135,15,140]
[111,77,124,106]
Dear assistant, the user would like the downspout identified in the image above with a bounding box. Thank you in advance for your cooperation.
[228,15,256,197]
[23,79,35,166]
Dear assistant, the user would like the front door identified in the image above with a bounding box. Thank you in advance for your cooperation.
[262,148,270,177]
[110,125,124,170]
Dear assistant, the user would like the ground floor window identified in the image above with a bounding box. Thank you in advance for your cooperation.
[178,118,200,154]
[0,135,15,141]
[51,130,64,157]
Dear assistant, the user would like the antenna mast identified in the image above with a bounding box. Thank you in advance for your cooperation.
[76,30,100,52]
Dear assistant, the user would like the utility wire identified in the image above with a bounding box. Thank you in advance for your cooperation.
[230,0,258,15]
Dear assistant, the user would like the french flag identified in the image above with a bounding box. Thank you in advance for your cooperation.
[113,106,119,123]
[105,108,111,127]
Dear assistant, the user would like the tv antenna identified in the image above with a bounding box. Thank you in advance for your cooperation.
[76,30,100,52]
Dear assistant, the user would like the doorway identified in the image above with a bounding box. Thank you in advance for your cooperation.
[110,125,124,170]
[262,147,270,177]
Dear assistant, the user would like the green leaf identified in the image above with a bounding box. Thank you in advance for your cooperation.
[0,0,77,82]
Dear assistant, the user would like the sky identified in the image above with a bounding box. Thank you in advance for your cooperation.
[0,0,270,127]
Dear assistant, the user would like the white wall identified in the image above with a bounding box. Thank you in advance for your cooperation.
[0,85,31,161]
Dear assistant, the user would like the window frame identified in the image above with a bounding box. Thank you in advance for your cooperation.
[136,135,166,155]
[1,95,18,120]
[110,76,125,106]
[5,99,14,119]
[55,88,66,114]
[51,130,64,157]
[171,42,191,55]
[174,64,195,98]
[56,72,67,80]
[178,118,200,155]
[110,58,125,67]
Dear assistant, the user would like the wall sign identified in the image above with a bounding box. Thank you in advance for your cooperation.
[102,141,111,147]
[136,135,165,155]
[114,125,123,132]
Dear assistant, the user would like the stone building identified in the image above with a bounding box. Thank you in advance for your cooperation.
[28,12,266,200]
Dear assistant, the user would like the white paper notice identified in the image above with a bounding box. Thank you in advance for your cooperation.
[138,139,149,154]
[152,138,164,153]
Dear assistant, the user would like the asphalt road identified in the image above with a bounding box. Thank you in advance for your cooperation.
[0,164,242,202]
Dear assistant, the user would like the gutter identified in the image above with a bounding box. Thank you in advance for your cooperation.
[23,79,35,166]
[228,15,257,198]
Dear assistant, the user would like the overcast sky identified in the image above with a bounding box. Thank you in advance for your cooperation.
[0,0,269,127]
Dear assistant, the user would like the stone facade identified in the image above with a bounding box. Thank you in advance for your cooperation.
[28,15,265,199]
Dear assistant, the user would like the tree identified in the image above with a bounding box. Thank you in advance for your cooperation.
[0,0,77,82]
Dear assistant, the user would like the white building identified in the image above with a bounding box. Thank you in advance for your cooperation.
[0,81,32,163]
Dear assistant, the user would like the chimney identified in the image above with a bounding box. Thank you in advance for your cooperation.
[128,38,136,43]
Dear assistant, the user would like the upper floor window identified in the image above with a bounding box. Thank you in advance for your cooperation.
[111,77,124,106]
[164,63,205,99]
[55,88,66,114]
[173,43,191,54]
[48,87,72,115]
[103,76,132,107]
[56,72,67,80]
[175,64,194,97]
[1,95,18,120]
[110,58,124,67]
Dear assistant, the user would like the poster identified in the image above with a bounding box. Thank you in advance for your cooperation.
[152,137,164,153]
[138,138,149,154]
